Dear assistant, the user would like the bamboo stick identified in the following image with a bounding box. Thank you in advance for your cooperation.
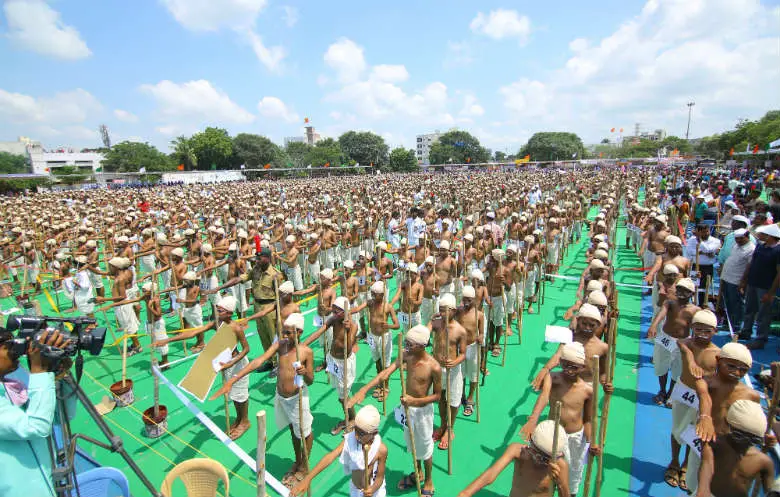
[550,400,563,497]
[256,410,267,497]
[444,307,453,474]
[582,355,601,497]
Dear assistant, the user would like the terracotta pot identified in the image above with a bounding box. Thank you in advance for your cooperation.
[109,379,134,407]
[142,405,168,439]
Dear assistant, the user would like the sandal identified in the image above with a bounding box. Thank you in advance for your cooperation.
[397,472,418,491]
[432,427,445,441]
[652,392,666,406]
[422,490,435,496]
[437,431,454,450]
[663,465,679,488]
[281,471,296,487]
[190,343,205,354]
[331,420,346,436]
[491,345,501,357]
[463,402,474,417]
[678,468,688,492]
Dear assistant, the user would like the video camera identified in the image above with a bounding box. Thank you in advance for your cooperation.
[4,316,106,369]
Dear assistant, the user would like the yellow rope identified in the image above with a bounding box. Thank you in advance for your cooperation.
[83,371,258,490]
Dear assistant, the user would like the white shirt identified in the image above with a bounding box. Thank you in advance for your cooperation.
[685,235,722,266]
[721,241,755,285]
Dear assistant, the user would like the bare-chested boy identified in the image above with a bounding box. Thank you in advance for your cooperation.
[647,277,700,406]
[391,263,424,328]
[349,325,441,495]
[521,342,597,495]
[213,313,314,486]
[95,257,142,354]
[458,420,570,497]
[430,293,466,450]
[456,285,484,417]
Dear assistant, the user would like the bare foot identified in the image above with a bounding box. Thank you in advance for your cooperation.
[229,421,250,440]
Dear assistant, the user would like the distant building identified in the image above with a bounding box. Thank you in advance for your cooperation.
[625,127,667,143]
[284,125,321,147]
[0,137,42,168]
[416,130,442,165]
[30,149,105,175]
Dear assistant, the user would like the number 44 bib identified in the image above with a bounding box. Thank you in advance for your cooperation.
[670,381,699,409]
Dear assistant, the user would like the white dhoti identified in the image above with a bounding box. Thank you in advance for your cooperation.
[139,255,156,275]
[114,303,139,335]
[402,403,434,461]
[489,294,506,327]
[226,356,250,402]
[464,342,480,383]
[563,428,589,495]
[229,283,248,313]
[441,363,464,407]
[652,332,681,380]
[439,281,455,295]
[150,318,169,356]
[274,388,313,439]
[307,261,320,285]
[397,311,422,328]
[89,270,104,290]
[505,283,517,315]
[181,301,204,327]
[546,242,560,265]
[341,431,387,497]
[201,275,219,306]
[286,265,303,291]
[74,287,95,315]
[325,247,337,269]
[216,262,229,284]
[524,268,537,301]
[420,297,437,326]
[328,352,357,398]
[367,331,392,366]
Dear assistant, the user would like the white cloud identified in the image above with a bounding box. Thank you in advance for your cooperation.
[3,0,91,60]
[282,5,299,27]
[499,0,780,142]
[443,40,474,68]
[0,88,102,123]
[324,38,366,83]
[245,30,286,72]
[370,65,410,83]
[460,94,485,117]
[470,9,531,44]
[140,79,255,124]
[160,0,267,31]
[156,125,179,136]
[257,96,299,123]
[113,109,139,123]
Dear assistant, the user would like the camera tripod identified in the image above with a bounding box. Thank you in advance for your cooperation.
[46,371,162,497]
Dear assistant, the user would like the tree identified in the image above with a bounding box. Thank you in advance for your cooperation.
[0,152,28,174]
[170,136,197,170]
[494,151,507,162]
[388,148,419,172]
[51,166,89,185]
[338,131,388,168]
[102,141,175,173]
[694,110,780,159]
[232,133,283,168]
[190,127,233,170]
[285,141,312,168]
[428,130,490,165]
[600,138,610,144]
[520,132,585,161]
[305,138,342,168]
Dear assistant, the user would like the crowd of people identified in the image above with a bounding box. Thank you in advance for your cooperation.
[1,165,779,497]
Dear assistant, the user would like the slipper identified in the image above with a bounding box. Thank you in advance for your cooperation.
[281,471,296,488]
[422,489,435,496]
[463,402,474,417]
[491,346,501,357]
[432,427,445,441]
[190,344,206,354]
[663,465,679,488]
[397,472,417,491]
[331,421,346,436]
[678,468,688,492]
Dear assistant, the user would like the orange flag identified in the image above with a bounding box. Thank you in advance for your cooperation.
[324,162,330,168]
[177,164,184,171]
[263,163,271,169]
[610,128,615,133]
[729,147,734,156]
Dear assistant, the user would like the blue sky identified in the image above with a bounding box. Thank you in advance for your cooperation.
[1,0,778,153]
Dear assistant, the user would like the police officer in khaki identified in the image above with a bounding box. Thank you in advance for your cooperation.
[251,245,283,373]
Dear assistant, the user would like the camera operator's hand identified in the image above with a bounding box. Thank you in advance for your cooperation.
[28,331,69,374]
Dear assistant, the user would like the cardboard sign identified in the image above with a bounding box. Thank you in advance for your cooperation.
[179,323,237,402]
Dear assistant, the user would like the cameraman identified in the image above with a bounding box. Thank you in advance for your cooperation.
[0,328,68,497]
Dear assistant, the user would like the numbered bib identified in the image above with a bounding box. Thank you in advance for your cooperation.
[393,405,408,427]
[313,315,323,327]
[367,333,376,349]
[679,424,703,457]
[326,358,341,377]
[655,330,677,352]
[358,276,366,286]
[398,312,410,326]
[670,382,699,409]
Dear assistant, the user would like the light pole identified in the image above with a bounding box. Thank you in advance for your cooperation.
[685,101,695,140]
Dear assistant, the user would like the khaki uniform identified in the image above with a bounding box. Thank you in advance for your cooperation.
[252,264,281,361]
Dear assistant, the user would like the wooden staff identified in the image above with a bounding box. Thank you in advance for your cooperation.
[595,319,618,497]
[501,271,509,368]
[342,296,350,432]
[475,294,481,424]
[256,410,267,497]
[398,332,423,497]
[444,306,453,474]
[751,362,780,497]
[518,245,529,344]
[121,332,128,388]
[213,300,230,434]
[582,355,601,497]
[550,400,563,497]
[363,443,371,495]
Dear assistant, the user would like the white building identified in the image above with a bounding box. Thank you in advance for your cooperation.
[416,130,442,165]
[30,149,105,175]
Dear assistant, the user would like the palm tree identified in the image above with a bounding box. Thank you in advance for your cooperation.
[171,136,197,170]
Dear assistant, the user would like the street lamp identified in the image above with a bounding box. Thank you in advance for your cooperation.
[685,101,695,140]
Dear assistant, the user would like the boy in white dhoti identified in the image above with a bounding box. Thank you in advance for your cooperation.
[214,312,315,485]
[292,405,388,497]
